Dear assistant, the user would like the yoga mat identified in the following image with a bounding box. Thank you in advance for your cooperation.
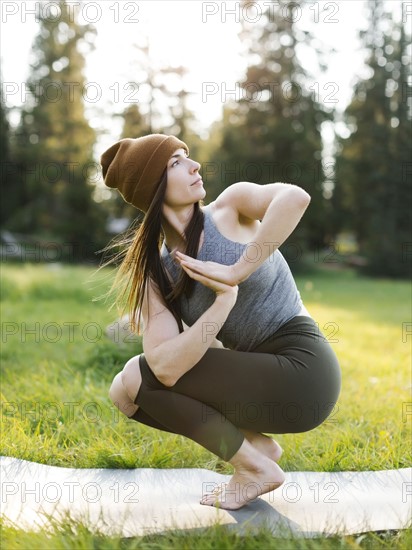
[1,457,410,538]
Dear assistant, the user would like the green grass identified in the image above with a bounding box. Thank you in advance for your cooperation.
[1,262,411,548]
[1,521,412,550]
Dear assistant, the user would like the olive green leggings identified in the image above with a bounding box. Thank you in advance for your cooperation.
[130,316,341,461]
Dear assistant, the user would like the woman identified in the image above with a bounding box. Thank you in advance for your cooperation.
[101,134,341,510]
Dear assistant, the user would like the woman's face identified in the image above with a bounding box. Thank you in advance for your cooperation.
[163,148,205,208]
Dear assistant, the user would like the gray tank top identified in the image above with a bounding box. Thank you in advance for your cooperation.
[160,207,303,351]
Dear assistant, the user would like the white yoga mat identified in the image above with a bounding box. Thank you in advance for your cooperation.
[1,457,410,538]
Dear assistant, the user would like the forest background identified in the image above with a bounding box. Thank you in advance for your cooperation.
[1,0,411,278]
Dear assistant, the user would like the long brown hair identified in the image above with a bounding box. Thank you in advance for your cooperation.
[101,169,204,335]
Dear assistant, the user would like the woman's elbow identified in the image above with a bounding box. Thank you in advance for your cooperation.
[281,185,310,210]
[294,187,311,208]
[287,188,311,215]
[155,366,177,387]
[144,351,177,388]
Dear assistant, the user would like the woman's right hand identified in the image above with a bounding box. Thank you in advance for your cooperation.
[179,262,238,305]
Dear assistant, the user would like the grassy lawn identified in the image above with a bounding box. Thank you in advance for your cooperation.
[1,262,411,548]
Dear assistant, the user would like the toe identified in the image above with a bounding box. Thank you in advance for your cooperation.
[200,494,218,506]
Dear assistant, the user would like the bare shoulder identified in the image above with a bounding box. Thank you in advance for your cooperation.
[213,181,271,221]
[212,181,310,222]
[212,182,251,209]
[203,191,261,244]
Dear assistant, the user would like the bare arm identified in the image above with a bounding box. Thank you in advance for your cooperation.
[141,277,237,387]
[209,338,227,349]
[220,182,311,282]
[182,320,227,349]
[176,182,310,285]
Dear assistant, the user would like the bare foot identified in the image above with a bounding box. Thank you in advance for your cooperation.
[200,456,285,510]
[241,430,283,463]
[200,439,285,510]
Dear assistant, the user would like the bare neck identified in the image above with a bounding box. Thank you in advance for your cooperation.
[161,204,195,252]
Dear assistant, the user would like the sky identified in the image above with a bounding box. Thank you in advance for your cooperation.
[0,0,407,161]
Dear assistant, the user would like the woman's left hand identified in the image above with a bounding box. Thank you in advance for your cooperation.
[174,251,240,286]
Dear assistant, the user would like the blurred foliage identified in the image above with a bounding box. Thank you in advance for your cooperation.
[100,42,204,222]
[0,101,17,225]
[334,0,411,277]
[2,0,108,262]
[203,0,334,257]
[1,0,410,277]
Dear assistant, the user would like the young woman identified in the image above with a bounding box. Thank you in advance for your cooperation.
[101,134,341,510]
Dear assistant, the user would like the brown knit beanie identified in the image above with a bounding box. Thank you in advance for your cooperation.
[100,134,189,212]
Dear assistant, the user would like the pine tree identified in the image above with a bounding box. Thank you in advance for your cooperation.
[0,91,19,227]
[13,0,107,261]
[111,104,151,221]
[207,1,332,253]
[334,1,411,277]
[160,65,200,147]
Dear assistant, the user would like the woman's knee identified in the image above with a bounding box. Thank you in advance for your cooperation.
[121,354,143,403]
[109,372,138,417]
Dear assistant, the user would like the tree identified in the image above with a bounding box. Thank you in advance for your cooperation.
[12,0,107,261]
[207,1,332,254]
[334,1,411,277]
[0,88,19,227]
[107,103,151,221]
[104,48,203,222]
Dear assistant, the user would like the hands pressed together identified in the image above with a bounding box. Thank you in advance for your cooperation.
[173,251,240,298]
